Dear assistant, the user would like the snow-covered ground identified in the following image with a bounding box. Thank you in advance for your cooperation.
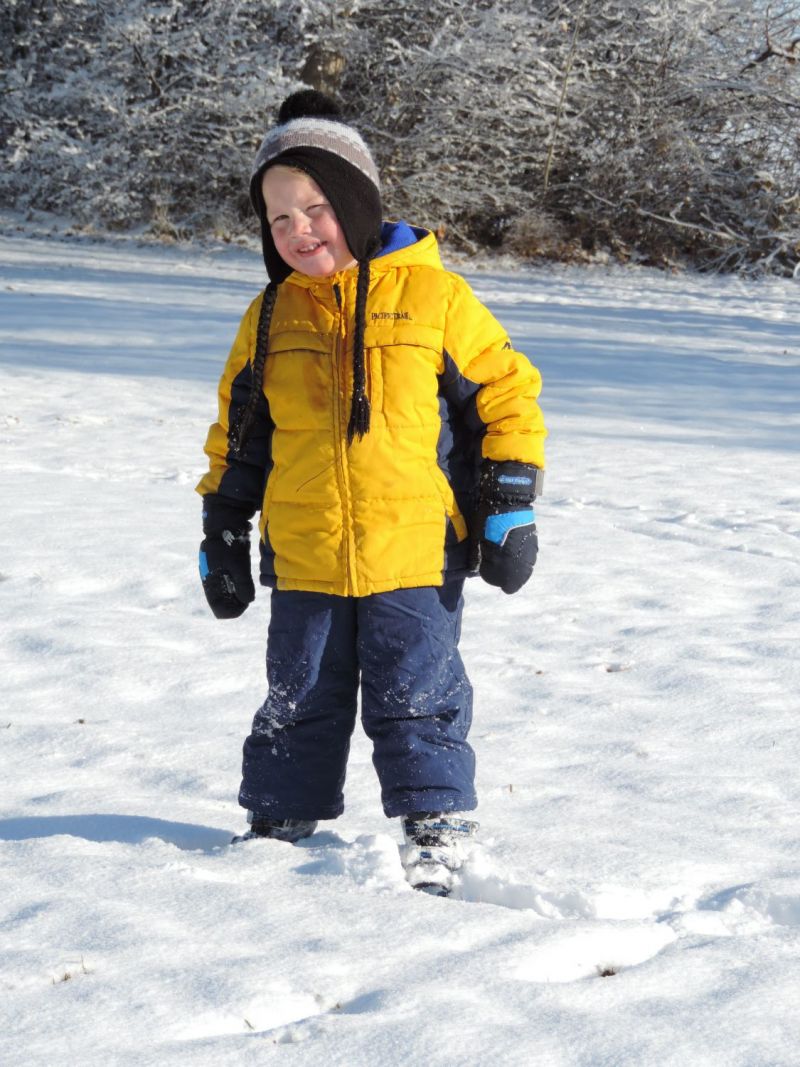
[1,233,799,1066]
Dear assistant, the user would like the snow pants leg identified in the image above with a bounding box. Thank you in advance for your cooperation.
[357,583,476,817]
[239,590,359,822]
[238,583,476,821]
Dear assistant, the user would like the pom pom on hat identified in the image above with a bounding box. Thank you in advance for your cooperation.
[250,90,382,283]
[277,89,342,123]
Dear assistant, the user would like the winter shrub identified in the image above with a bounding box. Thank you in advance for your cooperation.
[1,0,798,274]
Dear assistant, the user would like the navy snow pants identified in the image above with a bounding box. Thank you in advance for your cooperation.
[239,583,476,820]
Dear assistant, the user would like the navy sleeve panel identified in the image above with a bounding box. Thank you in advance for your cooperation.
[439,348,487,437]
[437,348,487,574]
[214,361,274,515]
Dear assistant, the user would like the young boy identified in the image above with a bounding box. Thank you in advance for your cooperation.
[197,90,546,895]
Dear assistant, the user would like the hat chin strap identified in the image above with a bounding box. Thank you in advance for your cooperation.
[347,255,372,444]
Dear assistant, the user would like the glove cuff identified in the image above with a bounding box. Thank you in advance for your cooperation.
[480,460,543,507]
[202,493,255,536]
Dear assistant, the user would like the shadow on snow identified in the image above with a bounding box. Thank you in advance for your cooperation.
[0,813,232,851]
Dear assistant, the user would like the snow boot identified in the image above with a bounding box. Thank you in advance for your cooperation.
[231,813,318,845]
[400,812,478,897]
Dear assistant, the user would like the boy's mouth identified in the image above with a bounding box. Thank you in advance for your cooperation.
[295,240,324,255]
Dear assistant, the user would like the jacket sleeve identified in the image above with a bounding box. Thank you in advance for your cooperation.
[195,293,273,515]
[442,274,546,469]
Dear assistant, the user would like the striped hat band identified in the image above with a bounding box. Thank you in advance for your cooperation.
[252,117,381,191]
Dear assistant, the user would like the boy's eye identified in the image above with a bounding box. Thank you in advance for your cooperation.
[268,203,330,228]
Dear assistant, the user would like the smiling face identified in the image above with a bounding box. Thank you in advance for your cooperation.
[261,165,356,278]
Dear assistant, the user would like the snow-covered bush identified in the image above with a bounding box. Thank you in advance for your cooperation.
[542,0,800,274]
[0,0,309,235]
[1,0,798,274]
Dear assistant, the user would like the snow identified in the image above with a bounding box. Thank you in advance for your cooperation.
[1,233,799,1066]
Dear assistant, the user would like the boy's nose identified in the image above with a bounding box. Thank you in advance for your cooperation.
[289,211,312,236]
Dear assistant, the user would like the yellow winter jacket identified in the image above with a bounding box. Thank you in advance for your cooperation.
[197,228,546,596]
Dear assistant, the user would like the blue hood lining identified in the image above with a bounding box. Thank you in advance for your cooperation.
[374,221,428,258]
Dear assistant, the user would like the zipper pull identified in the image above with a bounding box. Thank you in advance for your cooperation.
[333,282,342,309]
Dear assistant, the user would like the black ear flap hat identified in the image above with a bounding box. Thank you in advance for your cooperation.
[250,90,383,283]
[232,91,382,451]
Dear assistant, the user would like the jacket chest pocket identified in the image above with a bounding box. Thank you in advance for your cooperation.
[370,343,443,426]
[264,331,336,430]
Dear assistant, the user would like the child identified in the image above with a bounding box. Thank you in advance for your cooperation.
[197,90,546,895]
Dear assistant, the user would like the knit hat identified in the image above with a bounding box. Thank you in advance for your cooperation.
[231,91,382,454]
[249,90,383,283]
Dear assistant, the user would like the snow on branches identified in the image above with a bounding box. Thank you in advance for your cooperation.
[1,0,798,275]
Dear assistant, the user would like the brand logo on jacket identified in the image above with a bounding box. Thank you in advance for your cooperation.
[370,310,412,321]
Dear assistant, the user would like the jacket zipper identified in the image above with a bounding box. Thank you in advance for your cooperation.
[332,281,358,595]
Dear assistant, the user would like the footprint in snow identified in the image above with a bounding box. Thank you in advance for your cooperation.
[172,986,343,1041]
[669,880,800,937]
[513,921,677,983]
[291,835,800,981]
[290,835,680,981]
[294,833,600,918]
[453,844,595,918]
[294,832,406,892]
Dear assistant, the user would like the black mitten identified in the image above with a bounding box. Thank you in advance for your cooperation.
[199,496,256,619]
[474,460,542,595]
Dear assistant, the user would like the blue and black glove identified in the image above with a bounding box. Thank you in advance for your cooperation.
[199,495,256,619]
[473,460,543,594]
